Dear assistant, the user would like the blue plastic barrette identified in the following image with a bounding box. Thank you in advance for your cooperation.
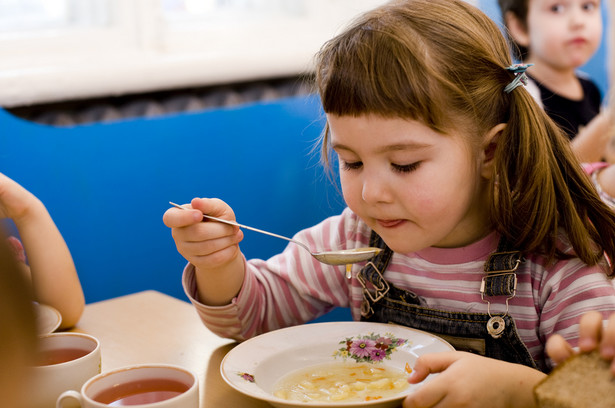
[504,63,534,93]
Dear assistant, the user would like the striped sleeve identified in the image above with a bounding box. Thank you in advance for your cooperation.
[182,208,371,341]
[533,257,615,354]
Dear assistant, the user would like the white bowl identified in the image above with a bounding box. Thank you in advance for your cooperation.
[221,321,454,408]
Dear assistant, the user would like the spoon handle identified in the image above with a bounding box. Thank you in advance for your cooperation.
[168,202,309,251]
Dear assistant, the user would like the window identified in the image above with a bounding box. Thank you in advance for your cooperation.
[0,0,388,107]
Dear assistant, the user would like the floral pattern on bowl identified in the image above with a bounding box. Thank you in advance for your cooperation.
[238,372,255,383]
[333,332,408,363]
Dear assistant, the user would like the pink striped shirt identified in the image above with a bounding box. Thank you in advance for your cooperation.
[183,207,615,366]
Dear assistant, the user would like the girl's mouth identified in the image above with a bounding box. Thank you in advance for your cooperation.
[377,219,405,228]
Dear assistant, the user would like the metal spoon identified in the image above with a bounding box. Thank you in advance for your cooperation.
[169,202,381,265]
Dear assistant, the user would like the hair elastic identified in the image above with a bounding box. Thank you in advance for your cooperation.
[504,63,534,93]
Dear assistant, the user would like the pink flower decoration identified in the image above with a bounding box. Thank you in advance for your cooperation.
[350,338,376,358]
[369,348,387,361]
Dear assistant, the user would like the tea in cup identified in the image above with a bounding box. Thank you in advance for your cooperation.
[29,332,101,408]
[56,364,199,407]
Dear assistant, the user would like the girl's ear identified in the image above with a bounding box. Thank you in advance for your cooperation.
[481,123,506,179]
[504,11,530,48]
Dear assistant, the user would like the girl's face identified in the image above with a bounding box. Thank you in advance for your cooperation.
[328,114,493,254]
[525,0,602,69]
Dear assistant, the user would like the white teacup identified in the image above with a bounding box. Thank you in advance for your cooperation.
[56,364,199,408]
[28,332,101,408]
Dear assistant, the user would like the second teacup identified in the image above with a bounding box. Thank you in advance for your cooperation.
[56,363,199,408]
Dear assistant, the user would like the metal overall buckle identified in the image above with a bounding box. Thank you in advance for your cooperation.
[357,261,390,318]
[480,251,521,339]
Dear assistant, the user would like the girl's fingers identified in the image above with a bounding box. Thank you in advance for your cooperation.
[599,313,615,361]
[578,311,604,352]
[408,352,460,384]
[545,334,574,364]
[163,205,202,228]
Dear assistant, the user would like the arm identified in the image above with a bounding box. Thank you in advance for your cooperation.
[163,197,245,306]
[174,206,365,340]
[0,173,84,328]
[570,110,614,163]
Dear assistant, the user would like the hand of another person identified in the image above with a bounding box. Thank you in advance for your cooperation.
[572,110,615,163]
[0,172,42,222]
[402,351,544,408]
[546,311,615,375]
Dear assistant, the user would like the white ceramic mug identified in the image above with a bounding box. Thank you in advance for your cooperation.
[56,364,199,408]
[28,332,101,408]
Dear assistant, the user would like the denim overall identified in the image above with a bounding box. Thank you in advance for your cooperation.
[359,232,539,370]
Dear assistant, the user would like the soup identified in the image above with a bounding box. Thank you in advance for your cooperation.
[273,362,410,402]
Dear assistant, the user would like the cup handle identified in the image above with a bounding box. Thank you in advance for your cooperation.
[56,390,84,408]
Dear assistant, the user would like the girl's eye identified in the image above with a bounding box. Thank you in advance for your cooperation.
[341,161,363,171]
[392,162,420,173]
[582,2,596,11]
[550,4,564,12]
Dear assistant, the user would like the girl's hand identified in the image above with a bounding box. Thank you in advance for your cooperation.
[163,197,244,272]
[402,351,544,408]
[546,311,615,375]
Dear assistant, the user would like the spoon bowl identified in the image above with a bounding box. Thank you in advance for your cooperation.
[169,202,381,265]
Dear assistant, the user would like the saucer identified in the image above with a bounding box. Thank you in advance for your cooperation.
[35,303,62,334]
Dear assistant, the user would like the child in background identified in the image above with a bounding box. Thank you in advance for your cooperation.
[164,1,615,406]
[498,0,613,163]
[0,172,84,328]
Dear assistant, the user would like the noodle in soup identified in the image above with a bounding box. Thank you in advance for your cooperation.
[273,362,410,402]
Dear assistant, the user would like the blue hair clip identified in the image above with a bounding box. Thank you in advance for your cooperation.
[504,63,534,93]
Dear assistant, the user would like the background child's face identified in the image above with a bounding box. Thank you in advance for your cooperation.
[327,114,493,253]
[525,0,602,69]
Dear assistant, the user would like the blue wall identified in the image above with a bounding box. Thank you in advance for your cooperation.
[0,95,346,304]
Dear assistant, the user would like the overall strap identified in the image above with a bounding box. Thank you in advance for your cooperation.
[481,236,524,338]
[356,231,394,317]
[481,236,524,298]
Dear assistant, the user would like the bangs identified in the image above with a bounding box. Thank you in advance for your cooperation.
[315,16,448,132]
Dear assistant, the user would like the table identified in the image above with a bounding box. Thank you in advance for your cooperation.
[70,290,270,408]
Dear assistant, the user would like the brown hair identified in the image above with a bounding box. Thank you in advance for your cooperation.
[497,0,530,61]
[315,0,615,275]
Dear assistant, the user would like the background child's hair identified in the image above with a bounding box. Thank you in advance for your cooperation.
[497,0,529,61]
[315,0,615,275]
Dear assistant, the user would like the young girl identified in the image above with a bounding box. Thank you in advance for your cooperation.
[0,172,84,328]
[498,0,613,162]
[164,0,615,406]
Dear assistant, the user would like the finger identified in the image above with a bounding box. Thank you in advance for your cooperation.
[545,334,574,364]
[191,243,243,268]
[175,228,243,255]
[404,354,455,408]
[403,382,447,408]
[600,313,615,362]
[578,311,604,352]
[191,197,235,219]
[163,205,202,228]
[170,221,243,258]
[408,352,461,384]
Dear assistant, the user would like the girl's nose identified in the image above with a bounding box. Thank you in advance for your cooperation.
[361,176,392,204]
